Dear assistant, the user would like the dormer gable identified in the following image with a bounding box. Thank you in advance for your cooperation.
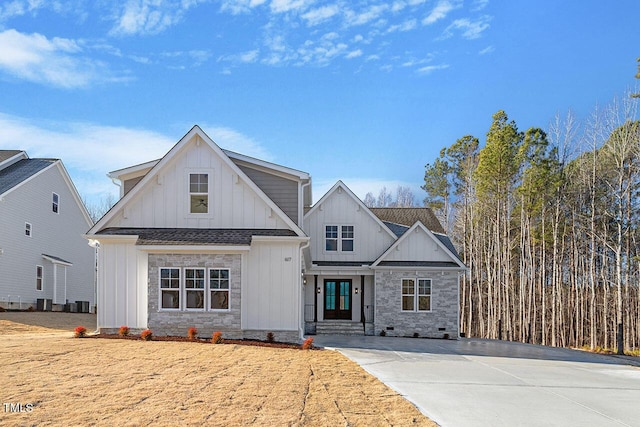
[372,221,466,269]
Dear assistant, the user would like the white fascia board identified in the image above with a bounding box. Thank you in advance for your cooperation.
[370,265,466,271]
[223,149,310,180]
[251,235,309,244]
[107,159,160,180]
[54,161,94,227]
[42,255,73,266]
[0,151,27,170]
[307,266,375,276]
[139,245,250,253]
[83,234,139,244]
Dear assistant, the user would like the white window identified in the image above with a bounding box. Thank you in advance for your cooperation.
[25,222,32,237]
[189,173,209,214]
[36,265,43,291]
[402,278,432,312]
[185,268,205,310]
[325,225,354,252]
[209,269,230,310]
[52,193,59,213]
[158,267,230,311]
[160,268,180,309]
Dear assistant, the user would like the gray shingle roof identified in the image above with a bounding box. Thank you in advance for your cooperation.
[370,207,445,234]
[96,228,299,245]
[0,159,55,195]
[382,221,409,238]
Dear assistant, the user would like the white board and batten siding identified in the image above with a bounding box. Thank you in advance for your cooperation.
[304,185,396,263]
[0,163,94,308]
[243,240,302,332]
[96,239,147,330]
[108,137,290,230]
[382,226,454,263]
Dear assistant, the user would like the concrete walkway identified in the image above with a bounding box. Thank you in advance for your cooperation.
[312,335,640,427]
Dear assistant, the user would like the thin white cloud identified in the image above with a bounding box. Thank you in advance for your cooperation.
[442,16,491,39]
[219,0,267,15]
[387,19,417,33]
[0,29,121,88]
[422,0,461,25]
[109,0,205,36]
[0,113,276,202]
[302,4,339,26]
[416,63,449,75]
[346,49,362,59]
[471,0,489,12]
[478,45,494,55]
[345,4,389,27]
[270,0,314,14]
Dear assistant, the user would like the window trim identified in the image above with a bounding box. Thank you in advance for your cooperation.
[52,192,59,214]
[209,268,230,311]
[401,277,432,312]
[159,267,181,311]
[187,171,211,215]
[36,265,43,291]
[184,268,206,311]
[25,222,32,237]
[324,224,355,253]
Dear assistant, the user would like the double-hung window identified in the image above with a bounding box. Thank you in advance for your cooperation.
[36,266,43,291]
[25,222,32,237]
[160,268,181,309]
[209,269,229,310]
[185,268,205,310]
[325,225,354,252]
[401,278,431,312]
[189,173,208,214]
[52,193,59,213]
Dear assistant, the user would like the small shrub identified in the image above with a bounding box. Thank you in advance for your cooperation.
[413,332,420,338]
[140,329,153,341]
[187,327,198,341]
[379,329,386,337]
[266,332,275,343]
[27,306,35,312]
[301,337,314,350]
[74,326,87,338]
[118,326,130,337]
[212,331,223,344]
[443,333,450,340]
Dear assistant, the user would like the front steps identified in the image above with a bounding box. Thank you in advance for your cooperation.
[315,321,365,335]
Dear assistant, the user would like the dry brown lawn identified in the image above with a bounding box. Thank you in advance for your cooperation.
[0,313,435,426]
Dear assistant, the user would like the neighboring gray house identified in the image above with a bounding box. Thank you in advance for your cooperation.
[86,126,465,340]
[0,150,95,311]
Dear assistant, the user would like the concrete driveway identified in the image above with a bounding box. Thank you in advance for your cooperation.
[312,335,640,427]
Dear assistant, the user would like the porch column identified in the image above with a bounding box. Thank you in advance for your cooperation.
[361,275,365,326]
[314,275,318,322]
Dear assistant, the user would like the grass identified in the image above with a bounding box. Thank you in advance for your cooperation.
[0,313,435,426]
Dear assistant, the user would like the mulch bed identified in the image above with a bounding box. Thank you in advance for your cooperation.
[86,333,317,350]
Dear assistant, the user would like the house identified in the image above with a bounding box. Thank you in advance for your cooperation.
[0,150,95,312]
[302,182,466,338]
[86,126,465,341]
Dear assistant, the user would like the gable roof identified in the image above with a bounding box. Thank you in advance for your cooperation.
[369,207,445,234]
[88,125,306,237]
[0,158,56,196]
[372,221,466,269]
[305,180,398,241]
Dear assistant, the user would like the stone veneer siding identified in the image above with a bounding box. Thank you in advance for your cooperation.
[148,253,243,338]
[374,270,459,339]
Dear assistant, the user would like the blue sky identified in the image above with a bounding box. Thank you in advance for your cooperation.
[0,0,638,206]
